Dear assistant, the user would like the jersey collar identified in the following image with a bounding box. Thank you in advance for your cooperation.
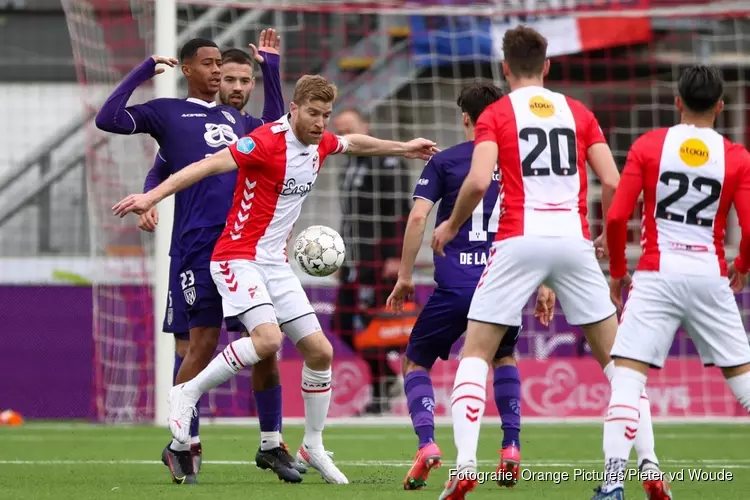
[186,97,217,108]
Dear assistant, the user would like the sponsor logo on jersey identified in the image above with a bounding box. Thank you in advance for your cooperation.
[679,138,709,167]
[529,95,555,118]
[236,136,256,154]
[417,178,429,186]
[276,178,314,196]
[222,110,236,124]
[182,113,208,118]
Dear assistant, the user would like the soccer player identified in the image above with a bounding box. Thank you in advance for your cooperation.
[595,65,750,499]
[136,46,304,481]
[387,82,555,490]
[430,25,667,500]
[96,33,285,485]
[112,74,438,484]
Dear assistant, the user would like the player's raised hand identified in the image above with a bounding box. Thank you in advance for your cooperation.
[534,284,556,327]
[112,193,156,218]
[150,56,178,76]
[403,138,440,161]
[609,272,632,315]
[431,220,458,257]
[594,233,608,260]
[728,262,747,293]
[249,28,281,64]
[387,277,415,313]
[137,207,159,232]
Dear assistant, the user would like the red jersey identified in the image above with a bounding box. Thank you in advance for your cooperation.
[607,124,750,279]
[212,114,348,263]
[474,85,605,241]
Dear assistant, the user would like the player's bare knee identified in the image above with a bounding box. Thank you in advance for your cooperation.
[252,356,281,390]
[580,314,617,368]
[187,327,221,363]
[175,338,190,358]
[402,356,428,376]
[492,355,516,368]
[297,331,333,370]
[251,323,284,358]
[722,363,750,380]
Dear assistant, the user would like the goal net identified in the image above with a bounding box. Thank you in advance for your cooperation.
[61,0,750,423]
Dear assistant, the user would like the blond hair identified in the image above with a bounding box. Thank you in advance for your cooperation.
[292,75,337,105]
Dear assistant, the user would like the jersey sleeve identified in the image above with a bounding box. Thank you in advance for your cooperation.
[474,107,498,145]
[228,133,269,171]
[606,138,645,279]
[567,97,606,149]
[413,156,444,204]
[142,149,170,193]
[731,147,750,274]
[95,58,165,136]
[319,131,349,158]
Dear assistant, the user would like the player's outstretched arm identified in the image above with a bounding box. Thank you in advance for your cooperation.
[344,134,438,160]
[95,56,177,135]
[138,150,170,232]
[249,29,285,125]
[387,198,433,312]
[431,141,496,256]
[112,148,238,217]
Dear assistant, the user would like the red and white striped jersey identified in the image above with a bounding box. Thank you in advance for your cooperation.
[607,124,750,279]
[474,85,605,241]
[212,114,348,263]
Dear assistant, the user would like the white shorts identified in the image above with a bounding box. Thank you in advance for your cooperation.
[468,236,616,327]
[611,272,750,369]
[210,259,321,344]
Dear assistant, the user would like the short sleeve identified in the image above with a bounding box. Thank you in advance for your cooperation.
[319,131,349,158]
[413,156,444,203]
[474,108,498,145]
[228,134,268,170]
[567,97,606,148]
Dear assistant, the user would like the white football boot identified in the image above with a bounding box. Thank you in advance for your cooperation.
[296,444,348,484]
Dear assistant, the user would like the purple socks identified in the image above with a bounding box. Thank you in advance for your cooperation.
[254,385,283,433]
[404,370,436,449]
[494,365,521,449]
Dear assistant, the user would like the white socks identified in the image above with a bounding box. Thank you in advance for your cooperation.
[171,439,190,451]
[602,366,646,492]
[727,370,750,411]
[260,431,281,451]
[185,337,261,396]
[450,357,489,469]
[301,363,332,450]
[603,361,657,468]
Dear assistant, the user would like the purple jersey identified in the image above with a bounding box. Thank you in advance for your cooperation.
[97,56,284,238]
[143,149,185,256]
[413,141,501,288]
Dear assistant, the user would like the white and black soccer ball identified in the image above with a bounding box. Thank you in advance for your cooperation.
[293,225,346,277]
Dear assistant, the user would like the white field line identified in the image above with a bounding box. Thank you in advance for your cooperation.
[0,459,748,469]
[0,433,746,442]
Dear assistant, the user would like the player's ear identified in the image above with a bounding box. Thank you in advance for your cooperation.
[501,61,510,79]
[181,63,190,78]
[542,59,550,77]
[715,100,725,116]
[462,112,470,129]
[674,96,683,114]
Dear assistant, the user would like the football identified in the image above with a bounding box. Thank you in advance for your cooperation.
[293,225,346,277]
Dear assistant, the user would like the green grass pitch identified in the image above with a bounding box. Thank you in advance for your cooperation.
[0,423,747,499]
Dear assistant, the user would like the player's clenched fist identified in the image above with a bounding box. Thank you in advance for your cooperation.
[112,193,157,217]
